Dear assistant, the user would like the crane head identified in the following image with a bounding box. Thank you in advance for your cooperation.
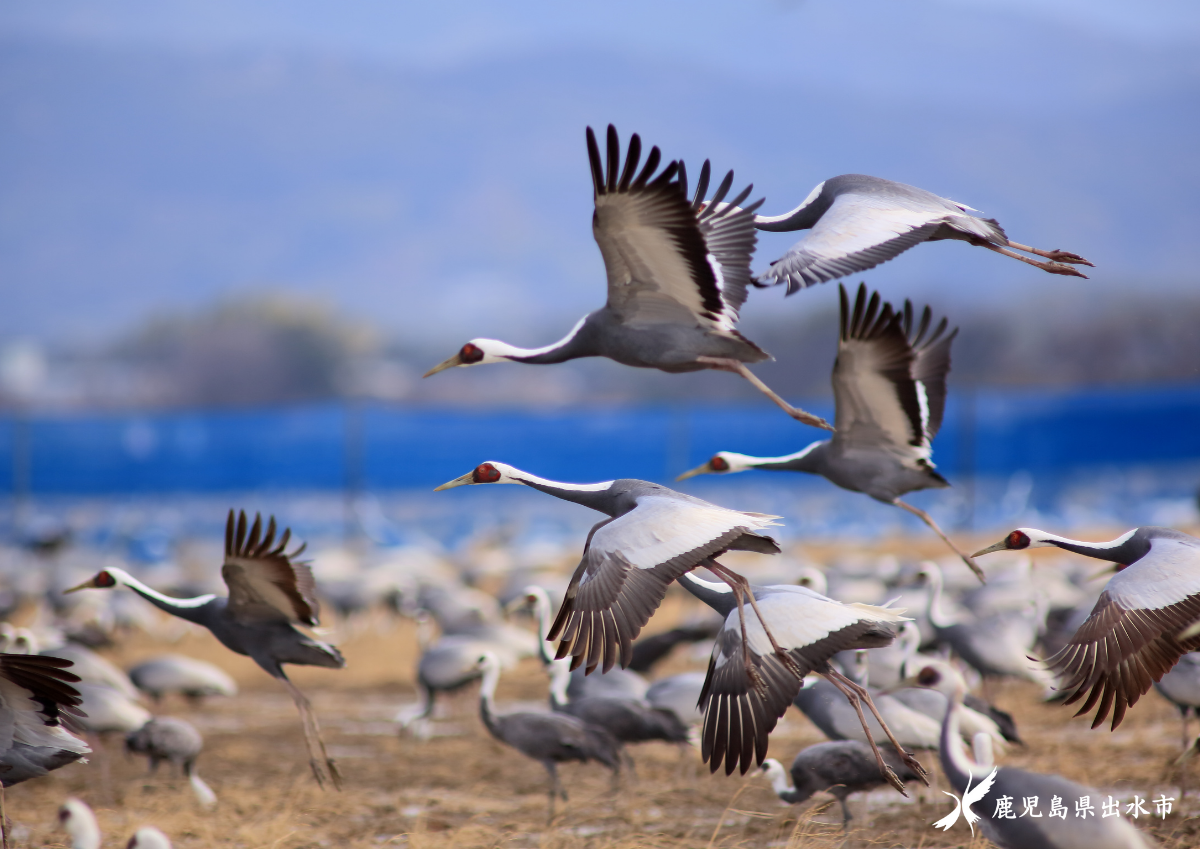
[422,340,493,377]
[434,461,520,491]
[64,569,120,593]
[676,452,749,481]
[973,529,1058,558]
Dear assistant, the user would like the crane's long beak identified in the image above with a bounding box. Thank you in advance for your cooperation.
[434,471,474,491]
[676,461,714,482]
[971,539,1009,558]
[423,352,463,379]
[63,578,97,594]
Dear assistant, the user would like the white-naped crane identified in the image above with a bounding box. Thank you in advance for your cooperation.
[1,653,89,849]
[674,571,925,792]
[125,717,216,808]
[752,174,1092,294]
[759,741,923,829]
[1154,651,1200,757]
[423,125,832,431]
[64,510,345,788]
[922,664,1152,849]
[128,654,238,703]
[546,657,688,749]
[678,283,982,580]
[474,651,622,823]
[58,797,174,849]
[435,462,795,692]
[975,526,1200,730]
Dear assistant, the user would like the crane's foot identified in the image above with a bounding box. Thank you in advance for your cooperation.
[882,762,908,796]
[327,758,343,790]
[1044,261,1088,278]
[745,660,769,699]
[1043,248,1094,266]
[898,748,928,783]
[790,409,834,431]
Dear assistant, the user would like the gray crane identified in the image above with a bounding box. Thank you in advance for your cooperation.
[792,675,941,754]
[752,173,1093,294]
[674,571,924,791]
[925,664,1151,849]
[125,717,216,808]
[678,283,982,579]
[976,526,1200,730]
[1155,651,1200,754]
[423,125,831,431]
[759,741,922,828]
[127,654,238,703]
[474,651,622,822]
[435,462,792,690]
[1,653,89,849]
[546,657,688,748]
[65,510,345,788]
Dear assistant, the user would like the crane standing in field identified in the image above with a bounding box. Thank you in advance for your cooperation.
[423,125,831,430]
[678,283,982,580]
[65,510,345,788]
[752,173,1093,293]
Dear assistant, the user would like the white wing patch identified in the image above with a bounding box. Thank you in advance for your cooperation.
[1106,538,1200,611]
[725,589,907,657]
[795,194,942,262]
[590,496,778,572]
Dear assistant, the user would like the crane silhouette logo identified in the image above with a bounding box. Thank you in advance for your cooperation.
[932,768,998,835]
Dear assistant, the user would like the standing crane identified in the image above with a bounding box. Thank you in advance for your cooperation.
[474,651,622,823]
[423,125,831,430]
[975,526,1200,730]
[752,174,1092,293]
[673,571,925,791]
[65,510,345,788]
[678,283,982,578]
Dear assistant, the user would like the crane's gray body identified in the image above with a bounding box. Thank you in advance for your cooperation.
[791,677,939,750]
[1155,652,1200,714]
[751,441,945,504]
[126,717,203,775]
[566,666,649,702]
[773,740,921,824]
[1,744,83,787]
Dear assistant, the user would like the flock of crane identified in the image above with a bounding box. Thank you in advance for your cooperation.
[2,124,1198,849]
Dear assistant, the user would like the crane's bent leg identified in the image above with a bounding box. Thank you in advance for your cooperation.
[825,666,928,788]
[543,762,561,823]
[696,358,833,431]
[819,670,906,794]
[975,241,1088,278]
[707,564,767,697]
[892,499,986,583]
[279,676,342,791]
[707,561,805,682]
[1003,240,1094,267]
[1,781,9,849]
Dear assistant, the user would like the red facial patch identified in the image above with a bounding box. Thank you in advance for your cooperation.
[916,666,940,687]
[710,455,729,472]
[460,343,484,364]
[1006,530,1031,550]
[95,570,116,588]
[473,463,502,483]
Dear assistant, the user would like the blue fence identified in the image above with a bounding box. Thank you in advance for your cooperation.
[2,383,1199,496]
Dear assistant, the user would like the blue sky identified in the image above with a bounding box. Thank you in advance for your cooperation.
[2,1,1198,348]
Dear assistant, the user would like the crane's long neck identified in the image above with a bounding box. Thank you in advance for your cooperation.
[923,564,955,629]
[111,568,216,625]
[478,660,502,737]
[676,571,738,618]
[548,659,571,710]
[487,316,595,365]
[737,442,829,474]
[514,473,618,513]
[754,181,828,232]
[764,763,801,803]
[1037,529,1144,563]
[939,688,989,790]
[530,591,556,665]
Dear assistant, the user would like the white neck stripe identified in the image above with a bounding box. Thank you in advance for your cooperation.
[476,316,587,361]
[755,181,825,225]
[1026,528,1137,549]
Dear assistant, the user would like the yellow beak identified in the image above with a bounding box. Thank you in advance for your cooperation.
[675,462,713,482]
[434,471,474,491]
[971,540,1010,558]
[423,352,464,379]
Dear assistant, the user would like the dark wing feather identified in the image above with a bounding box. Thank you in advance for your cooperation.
[222,509,320,625]
[587,126,761,334]
[905,300,957,440]
[1,653,87,729]
[1043,590,1200,730]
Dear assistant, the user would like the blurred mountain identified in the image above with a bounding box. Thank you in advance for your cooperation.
[2,19,1199,355]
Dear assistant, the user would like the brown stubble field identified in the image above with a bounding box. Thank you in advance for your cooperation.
[9,531,1200,848]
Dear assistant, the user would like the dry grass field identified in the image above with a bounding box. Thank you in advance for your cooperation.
[8,533,1200,848]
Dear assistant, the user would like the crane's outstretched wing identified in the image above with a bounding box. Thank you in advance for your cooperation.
[832,283,956,456]
[1044,537,1200,730]
[222,510,320,626]
[548,496,779,674]
[588,125,763,336]
[700,587,906,775]
[1,653,88,732]
[753,176,1006,294]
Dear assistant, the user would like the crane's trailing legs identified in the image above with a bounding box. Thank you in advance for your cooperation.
[279,675,342,790]
[821,665,929,794]
[705,560,807,687]
[892,499,986,583]
[973,238,1094,278]
[695,357,833,431]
